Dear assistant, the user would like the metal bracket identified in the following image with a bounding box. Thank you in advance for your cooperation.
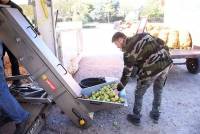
[57,63,68,74]
[27,26,38,38]
[10,85,52,104]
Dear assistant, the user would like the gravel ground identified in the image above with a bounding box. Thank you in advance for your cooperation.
[40,55,200,134]
[1,25,200,134]
[1,26,199,134]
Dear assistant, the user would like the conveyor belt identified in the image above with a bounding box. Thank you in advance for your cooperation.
[0,7,127,129]
[0,7,92,128]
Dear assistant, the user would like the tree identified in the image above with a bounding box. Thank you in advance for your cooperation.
[140,0,164,19]
[53,0,72,18]
[119,0,142,16]
[80,2,94,23]
[103,0,120,22]
[53,0,123,23]
[89,0,120,23]
[53,0,94,23]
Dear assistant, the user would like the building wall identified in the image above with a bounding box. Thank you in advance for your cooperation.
[164,0,200,45]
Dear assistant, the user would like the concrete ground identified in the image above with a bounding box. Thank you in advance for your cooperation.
[1,25,200,134]
[40,26,200,134]
[40,55,200,134]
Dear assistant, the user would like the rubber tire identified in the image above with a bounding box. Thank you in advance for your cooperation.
[186,58,200,74]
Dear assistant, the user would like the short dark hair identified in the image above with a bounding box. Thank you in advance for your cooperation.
[112,32,126,42]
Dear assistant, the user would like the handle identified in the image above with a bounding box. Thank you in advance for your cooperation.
[89,101,103,105]
[72,108,82,119]
[55,10,59,28]
[26,26,37,38]
[57,64,68,75]
[99,77,106,82]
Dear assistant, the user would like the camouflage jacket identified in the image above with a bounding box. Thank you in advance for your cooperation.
[120,33,173,87]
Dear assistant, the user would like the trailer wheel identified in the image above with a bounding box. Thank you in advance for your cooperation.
[186,58,200,74]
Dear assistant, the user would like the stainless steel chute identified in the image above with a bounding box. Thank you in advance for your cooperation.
[0,7,127,128]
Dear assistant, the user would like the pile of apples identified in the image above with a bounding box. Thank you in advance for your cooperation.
[89,83,125,103]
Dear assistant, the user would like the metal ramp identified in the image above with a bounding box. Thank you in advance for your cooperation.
[0,6,127,130]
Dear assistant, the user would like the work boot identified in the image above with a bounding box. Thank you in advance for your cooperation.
[127,114,141,126]
[14,115,30,134]
[149,111,160,124]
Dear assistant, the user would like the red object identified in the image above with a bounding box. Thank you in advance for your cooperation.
[45,79,57,92]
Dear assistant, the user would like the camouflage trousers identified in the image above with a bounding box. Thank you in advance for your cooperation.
[133,64,172,118]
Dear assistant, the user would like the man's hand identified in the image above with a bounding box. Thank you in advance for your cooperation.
[114,89,126,98]
[118,89,126,98]
[114,83,126,98]
[117,83,124,91]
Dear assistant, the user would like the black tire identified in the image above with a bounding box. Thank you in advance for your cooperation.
[186,58,200,74]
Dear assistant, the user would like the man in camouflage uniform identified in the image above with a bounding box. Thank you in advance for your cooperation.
[112,32,173,125]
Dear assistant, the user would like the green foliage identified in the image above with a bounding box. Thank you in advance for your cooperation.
[80,3,95,23]
[20,4,34,21]
[103,0,115,14]
[140,0,164,18]
[53,0,121,23]
[53,0,94,23]
[119,0,141,15]
[90,0,120,23]
[19,0,164,24]
[53,0,78,19]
